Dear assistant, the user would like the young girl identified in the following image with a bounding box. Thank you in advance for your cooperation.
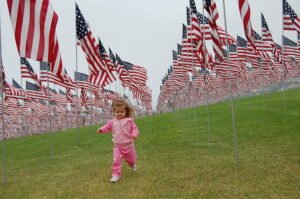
[97,100,139,183]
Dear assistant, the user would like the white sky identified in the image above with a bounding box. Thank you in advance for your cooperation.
[1,0,299,109]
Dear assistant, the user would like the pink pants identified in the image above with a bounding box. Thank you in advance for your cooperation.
[112,143,137,177]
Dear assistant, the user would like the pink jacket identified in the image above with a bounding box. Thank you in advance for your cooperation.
[100,117,139,144]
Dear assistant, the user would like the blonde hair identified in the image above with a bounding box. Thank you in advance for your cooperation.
[112,99,134,118]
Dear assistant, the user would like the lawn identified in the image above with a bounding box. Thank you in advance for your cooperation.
[0,88,299,199]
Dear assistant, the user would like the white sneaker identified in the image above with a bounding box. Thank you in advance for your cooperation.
[110,176,120,183]
[131,164,137,171]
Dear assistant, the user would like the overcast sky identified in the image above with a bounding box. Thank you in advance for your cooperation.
[1,0,299,109]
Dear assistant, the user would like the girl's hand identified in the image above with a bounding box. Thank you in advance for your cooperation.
[130,132,138,140]
[97,128,102,133]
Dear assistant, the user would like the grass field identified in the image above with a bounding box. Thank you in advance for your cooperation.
[0,88,299,199]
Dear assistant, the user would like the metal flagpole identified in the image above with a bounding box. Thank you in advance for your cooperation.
[259,25,266,108]
[115,70,118,94]
[46,65,53,159]
[20,75,27,135]
[259,59,266,108]
[187,7,198,128]
[222,0,239,165]
[202,6,211,142]
[205,78,211,141]
[119,76,121,96]
[0,4,7,183]
[75,2,80,145]
[281,2,286,112]
[89,79,92,127]
[245,48,254,109]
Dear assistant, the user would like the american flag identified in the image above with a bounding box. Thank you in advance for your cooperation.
[253,30,272,50]
[173,48,184,75]
[40,61,73,89]
[20,57,38,80]
[40,61,51,71]
[59,89,65,95]
[47,87,57,95]
[237,0,256,49]
[12,79,22,89]
[297,33,300,62]
[51,37,64,81]
[123,61,148,86]
[25,81,48,100]
[261,14,282,62]
[175,45,191,81]
[237,35,261,68]
[283,36,299,61]
[76,3,111,79]
[283,0,300,33]
[20,57,44,89]
[103,89,118,100]
[109,48,120,72]
[48,87,68,105]
[74,71,93,90]
[115,54,137,90]
[89,39,115,87]
[89,71,108,88]
[75,71,89,82]
[6,0,58,63]
[186,7,191,26]
[183,8,201,66]
[204,0,219,21]
[189,0,210,66]
[261,14,273,42]
[180,29,203,68]
[189,0,202,41]
[40,61,57,84]
[203,0,223,62]
[26,81,40,91]
[196,13,237,45]
[180,24,197,66]
[4,81,25,99]
[0,21,4,85]
[298,33,300,49]
[237,35,249,62]
[252,30,272,60]
[62,69,76,89]
[66,88,73,103]
[98,39,116,83]
[80,88,88,107]
[0,66,5,85]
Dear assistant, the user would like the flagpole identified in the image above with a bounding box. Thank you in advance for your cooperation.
[53,84,57,131]
[91,89,94,126]
[187,7,198,128]
[201,5,211,142]
[89,79,92,127]
[222,0,239,165]
[46,66,53,159]
[205,82,211,141]
[281,1,286,112]
[20,76,27,135]
[0,4,7,183]
[259,59,266,108]
[75,2,80,145]
[114,70,118,94]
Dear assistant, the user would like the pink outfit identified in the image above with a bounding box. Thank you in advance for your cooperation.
[100,117,139,177]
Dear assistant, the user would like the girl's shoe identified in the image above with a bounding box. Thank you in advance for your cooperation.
[110,176,120,183]
[131,164,137,171]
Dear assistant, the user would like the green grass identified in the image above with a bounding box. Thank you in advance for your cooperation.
[0,88,300,199]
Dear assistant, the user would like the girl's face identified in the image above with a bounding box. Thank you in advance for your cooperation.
[114,106,126,119]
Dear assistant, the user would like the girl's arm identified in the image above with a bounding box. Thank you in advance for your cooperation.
[129,122,139,139]
[97,120,113,134]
